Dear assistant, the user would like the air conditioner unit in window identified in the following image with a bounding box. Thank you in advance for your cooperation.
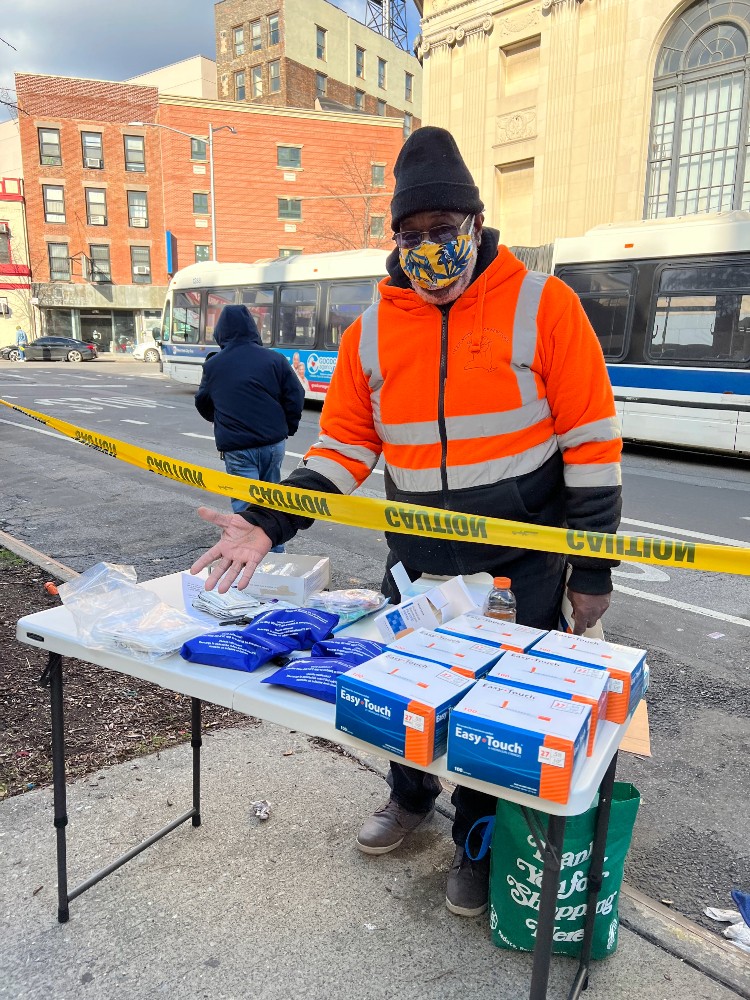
[84,157,103,169]
[89,215,106,226]
[131,217,148,227]
[47,213,66,223]
[133,265,151,275]
[0,222,9,234]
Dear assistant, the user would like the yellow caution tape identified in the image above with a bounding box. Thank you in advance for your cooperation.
[3,397,750,576]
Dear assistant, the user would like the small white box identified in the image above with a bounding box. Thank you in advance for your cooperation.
[437,613,547,653]
[373,566,476,642]
[245,554,330,605]
[387,628,501,679]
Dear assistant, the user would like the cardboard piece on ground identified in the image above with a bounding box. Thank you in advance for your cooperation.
[620,700,651,756]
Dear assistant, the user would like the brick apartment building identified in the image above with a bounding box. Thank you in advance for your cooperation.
[15,73,404,351]
[215,0,421,133]
[0,177,33,345]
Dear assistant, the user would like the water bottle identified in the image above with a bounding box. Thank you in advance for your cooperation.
[483,576,516,622]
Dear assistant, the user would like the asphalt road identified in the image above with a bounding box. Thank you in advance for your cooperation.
[1,359,748,932]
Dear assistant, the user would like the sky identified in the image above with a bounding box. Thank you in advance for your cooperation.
[0,0,421,121]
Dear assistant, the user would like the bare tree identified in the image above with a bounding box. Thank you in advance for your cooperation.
[300,148,393,252]
[0,35,23,117]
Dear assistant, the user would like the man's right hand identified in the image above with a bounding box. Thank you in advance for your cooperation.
[190,506,273,593]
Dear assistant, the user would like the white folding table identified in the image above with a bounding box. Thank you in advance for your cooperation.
[17,571,636,1000]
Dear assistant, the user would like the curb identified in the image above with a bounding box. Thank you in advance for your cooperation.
[0,529,79,582]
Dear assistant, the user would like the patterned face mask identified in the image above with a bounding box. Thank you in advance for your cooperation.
[399,234,476,291]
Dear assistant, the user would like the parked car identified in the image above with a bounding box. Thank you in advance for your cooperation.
[132,338,161,363]
[0,337,98,362]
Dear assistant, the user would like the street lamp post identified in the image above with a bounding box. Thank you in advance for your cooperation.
[127,121,236,261]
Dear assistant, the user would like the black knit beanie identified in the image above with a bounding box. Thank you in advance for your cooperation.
[390,126,483,232]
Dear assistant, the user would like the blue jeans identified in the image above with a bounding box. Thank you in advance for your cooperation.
[223,441,286,553]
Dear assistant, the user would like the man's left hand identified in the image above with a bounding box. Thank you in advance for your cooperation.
[567,590,611,635]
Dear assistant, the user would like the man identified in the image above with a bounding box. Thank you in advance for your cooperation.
[15,324,28,361]
[194,304,304,553]
[191,128,622,916]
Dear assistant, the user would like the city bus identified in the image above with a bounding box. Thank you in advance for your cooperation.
[159,250,389,399]
[551,212,750,456]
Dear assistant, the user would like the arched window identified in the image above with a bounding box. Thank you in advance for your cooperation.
[645,1,750,218]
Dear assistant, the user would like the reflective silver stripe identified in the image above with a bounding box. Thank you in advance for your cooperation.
[386,436,558,493]
[315,434,379,468]
[303,455,359,493]
[445,397,552,439]
[358,302,383,428]
[558,416,622,451]
[378,419,441,446]
[511,271,548,405]
[564,462,622,487]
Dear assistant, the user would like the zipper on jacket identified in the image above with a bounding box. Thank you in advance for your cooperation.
[437,305,451,503]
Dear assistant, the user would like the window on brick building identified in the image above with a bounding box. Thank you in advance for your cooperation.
[279,247,302,257]
[405,72,413,102]
[48,242,70,281]
[269,60,281,93]
[191,138,207,161]
[371,163,385,187]
[404,112,412,137]
[356,47,365,79]
[88,245,111,283]
[316,26,327,60]
[43,185,66,223]
[127,191,148,228]
[0,230,10,264]
[278,197,302,220]
[38,128,62,166]
[316,73,327,99]
[370,215,385,239]
[124,135,145,172]
[0,295,9,314]
[85,188,107,226]
[268,13,280,45]
[251,19,262,50]
[252,65,263,98]
[378,58,387,89]
[195,245,210,263]
[277,146,302,169]
[131,246,152,283]
[355,89,365,112]
[193,192,209,214]
[377,99,386,116]
[82,132,104,169]
[233,26,245,56]
[235,71,246,100]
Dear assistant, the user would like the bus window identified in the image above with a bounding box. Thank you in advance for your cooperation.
[278,284,319,347]
[649,263,750,363]
[325,280,375,348]
[205,288,238,343]
[239,285,275,345]
[556,267,635,360]
[172,291,201,344]
[160,300,171,342]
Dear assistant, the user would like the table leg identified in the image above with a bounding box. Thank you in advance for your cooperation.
[529,814,567,1000]
[191,698,202,828]
[568,752,619,999]
[48,652,70,924]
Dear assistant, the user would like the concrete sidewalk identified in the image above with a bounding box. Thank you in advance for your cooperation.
[1,722,744,1000]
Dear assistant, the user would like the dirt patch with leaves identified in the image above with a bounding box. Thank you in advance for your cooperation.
[0,547,250,800]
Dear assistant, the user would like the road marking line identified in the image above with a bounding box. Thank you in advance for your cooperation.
[183,432,214,440]
[0,417,72,443]
[286,450,386,476]
[620,517,749,548]
[613,583,750,628]
[121,419,148,425]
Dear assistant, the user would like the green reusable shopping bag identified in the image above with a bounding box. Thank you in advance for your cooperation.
[487,783,640,959]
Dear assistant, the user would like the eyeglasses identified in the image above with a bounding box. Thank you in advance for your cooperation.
[394,213,474,250]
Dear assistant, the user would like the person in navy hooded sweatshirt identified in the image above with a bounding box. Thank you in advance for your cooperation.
[195,304,304,552]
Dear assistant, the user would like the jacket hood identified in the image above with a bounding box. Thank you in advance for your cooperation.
[214,305,262,347]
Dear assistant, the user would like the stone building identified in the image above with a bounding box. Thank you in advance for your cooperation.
[417,0,750,245]
[215,0,421,133]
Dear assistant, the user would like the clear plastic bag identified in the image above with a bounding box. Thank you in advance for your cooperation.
[59,562,205,662]
[307,589,387,627]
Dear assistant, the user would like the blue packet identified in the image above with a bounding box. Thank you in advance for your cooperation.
[180,631,276,673]
[310,637,385,665]
[242,607,339,652]
[261,657,353,704]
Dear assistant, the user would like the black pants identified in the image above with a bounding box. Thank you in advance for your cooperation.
[383,555,567,846]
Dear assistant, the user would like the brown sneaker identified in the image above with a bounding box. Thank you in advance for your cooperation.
[445,844,490,916]
[356,798,434,855]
